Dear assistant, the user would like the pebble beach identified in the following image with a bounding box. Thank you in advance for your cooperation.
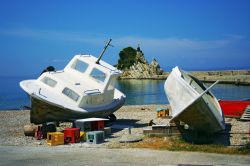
[0,105,249,148]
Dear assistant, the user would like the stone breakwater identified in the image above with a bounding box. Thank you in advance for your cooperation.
[120,69,250,85]
[191,70,250,85]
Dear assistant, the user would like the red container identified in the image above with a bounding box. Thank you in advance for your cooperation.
[64,128,80,143]
[91,121,104,131]
[219,100,250,118]
[35,126,43,140]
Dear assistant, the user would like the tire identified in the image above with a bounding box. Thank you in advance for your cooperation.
[107,114,117,122]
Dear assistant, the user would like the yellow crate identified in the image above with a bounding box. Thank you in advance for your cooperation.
[157,109,169,118]
[46,132,64,146]
[80,131,86,141]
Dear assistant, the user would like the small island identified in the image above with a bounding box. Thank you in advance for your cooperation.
[116,46,250,85]
[116,45,166,79]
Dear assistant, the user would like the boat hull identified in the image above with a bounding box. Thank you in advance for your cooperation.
[30,94,125,124]
[173,97,224,133]
[219,99,250,118]
[164,67,225,134]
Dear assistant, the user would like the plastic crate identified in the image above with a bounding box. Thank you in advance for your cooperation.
[104,127,111,136]
[35,126,43,140]
[91,121,104,131]
[46,132,64,146]
[156,108,169,118]
[80,131,86,141]
[74,120,105,131]
[64,128,80,143]
[74,121,91,131]
[87,131,105,144]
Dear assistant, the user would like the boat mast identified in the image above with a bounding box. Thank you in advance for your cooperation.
[96,38,113,64]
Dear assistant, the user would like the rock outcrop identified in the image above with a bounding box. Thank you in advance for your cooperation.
[119,45,164,79]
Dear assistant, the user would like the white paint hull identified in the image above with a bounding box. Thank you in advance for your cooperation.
[29,93,125,124]
[164,67,225,133]
[20,80,125,124]
[20,54,126,124]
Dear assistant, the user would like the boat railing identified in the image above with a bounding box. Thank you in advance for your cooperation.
[109,69,120,74]
[38,88,47,98]
[84,89,101,95]
[79,54,91,57]
[50,70,64,74]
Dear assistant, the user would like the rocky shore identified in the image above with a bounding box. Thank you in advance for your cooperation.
[117,46,164,79]
[0,105,249,148]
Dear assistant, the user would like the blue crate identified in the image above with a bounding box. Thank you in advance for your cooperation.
[86,131,105,144]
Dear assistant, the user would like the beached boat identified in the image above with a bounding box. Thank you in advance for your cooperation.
[164,67,225,133]
[219,99,250,119]
[20,40,126,124]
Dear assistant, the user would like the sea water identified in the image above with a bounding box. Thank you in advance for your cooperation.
[0,76,33,110]
[117,79,250,105]
[0,76,250,110]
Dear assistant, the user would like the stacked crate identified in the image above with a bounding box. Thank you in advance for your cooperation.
[74,118,109,144]
[80,131,86,141]
[74,118,107,131]
[35,126,43,140]
[64,128,80,144]
[86,131,105,144]
[156,108,169,118]
[46,132,64,146]
[74,121,91,132]
[91,121,104,131]
[104,127,111,136]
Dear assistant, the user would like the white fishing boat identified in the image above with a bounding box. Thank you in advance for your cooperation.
[164,66,225,133]
[20,39,126,124]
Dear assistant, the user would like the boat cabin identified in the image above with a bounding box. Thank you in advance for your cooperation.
[38,54,122,108]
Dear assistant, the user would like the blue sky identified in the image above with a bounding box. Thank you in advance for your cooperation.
[0,0,250,76]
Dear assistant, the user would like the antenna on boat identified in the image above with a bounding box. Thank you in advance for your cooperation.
[96,38,113,64]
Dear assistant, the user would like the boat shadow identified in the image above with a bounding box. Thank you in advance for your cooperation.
[180,123,232,145]
[211,123,232,146]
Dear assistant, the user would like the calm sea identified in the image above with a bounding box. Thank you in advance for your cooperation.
[0,76,250,110]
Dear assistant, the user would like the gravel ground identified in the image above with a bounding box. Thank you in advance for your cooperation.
[0,105,249,148]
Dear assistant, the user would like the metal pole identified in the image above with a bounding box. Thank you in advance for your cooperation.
[96,38,112,64]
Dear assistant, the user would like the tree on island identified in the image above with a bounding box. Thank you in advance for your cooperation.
[117,45,146,70]
[117,47,137,70]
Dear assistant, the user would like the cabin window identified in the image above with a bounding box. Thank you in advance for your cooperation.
[62,87,80,102]
[107,77,116,90]
[90,68,106,83]
[41,77,57,87]
[72,59,89,73]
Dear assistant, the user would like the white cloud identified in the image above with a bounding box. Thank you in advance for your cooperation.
[0,27,243,48]
[0,27,105,45]
[0,27,246,59]
[114,35,244,53]
[51,59,68,63]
